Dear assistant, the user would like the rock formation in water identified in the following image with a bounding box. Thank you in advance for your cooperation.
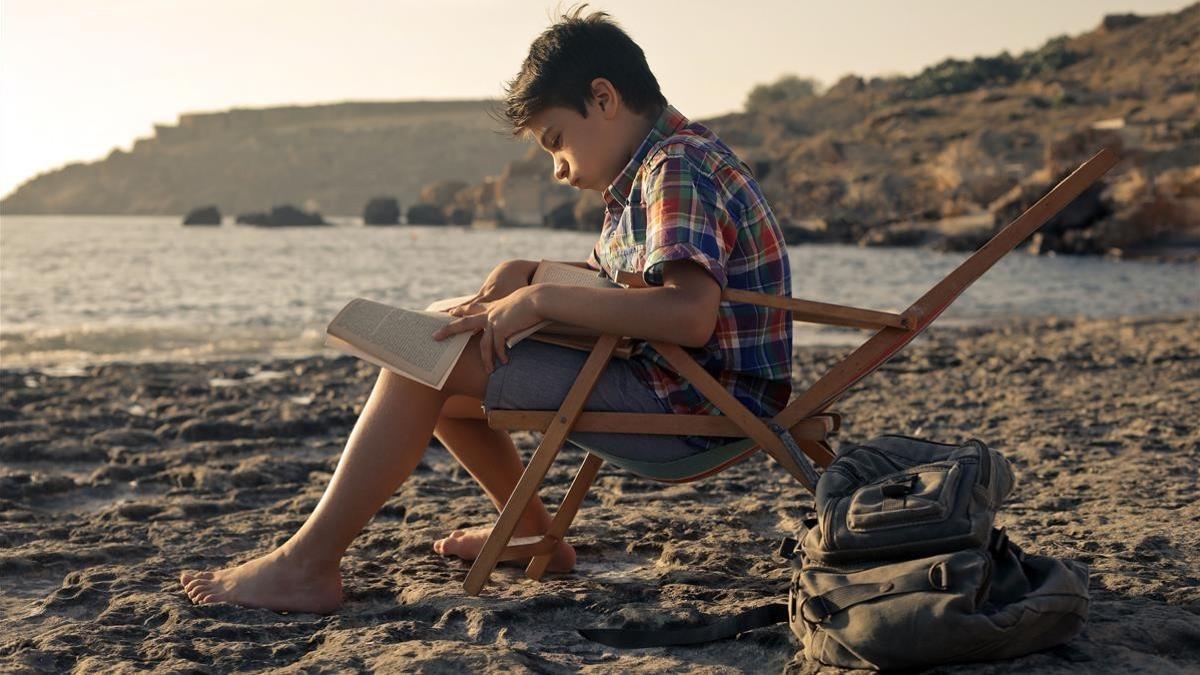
[491,146,576,227]
[413,180,474,225]
[363,198,400,225]
[182,206,221,226]
[405,203,445,226]
[235,205,327,227]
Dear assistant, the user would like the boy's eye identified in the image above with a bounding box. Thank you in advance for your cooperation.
[553,135,561,149]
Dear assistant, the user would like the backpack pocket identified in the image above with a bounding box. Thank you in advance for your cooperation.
[811,459,990,564]
[846,461,963,531]
[790,549,993,670]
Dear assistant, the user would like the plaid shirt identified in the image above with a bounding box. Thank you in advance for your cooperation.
[586,104,793,451]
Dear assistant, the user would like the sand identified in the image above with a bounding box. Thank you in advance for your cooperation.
[1,315,1197,673]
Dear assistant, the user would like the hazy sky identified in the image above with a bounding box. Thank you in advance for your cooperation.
[1,0,1191,199]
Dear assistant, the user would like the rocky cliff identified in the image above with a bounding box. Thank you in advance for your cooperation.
[478,4,1198,256]
[701,4,1199,255]
[0,100,529,216]
[5,5,1197,257]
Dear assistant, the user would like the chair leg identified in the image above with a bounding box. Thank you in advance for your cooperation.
[526,452,603,581]
[463,334,621,596]
[462,428,568,595]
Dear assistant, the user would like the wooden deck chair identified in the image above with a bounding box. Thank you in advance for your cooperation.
[446,148,1118,596]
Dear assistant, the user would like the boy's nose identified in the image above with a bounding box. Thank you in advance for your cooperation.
[555,161,569,182]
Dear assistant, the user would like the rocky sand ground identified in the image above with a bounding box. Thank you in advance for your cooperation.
[1,315,1197,673]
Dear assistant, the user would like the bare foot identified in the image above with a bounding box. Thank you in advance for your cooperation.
[433,526,576,573]
[179,549,343,614]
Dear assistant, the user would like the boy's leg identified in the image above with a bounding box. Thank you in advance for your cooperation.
[180,333,494,612]
[430,396,575,572]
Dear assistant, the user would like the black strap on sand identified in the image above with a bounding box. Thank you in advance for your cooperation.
[578,602,789,648]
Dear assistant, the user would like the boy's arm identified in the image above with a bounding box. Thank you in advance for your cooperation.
[531,259,721,348]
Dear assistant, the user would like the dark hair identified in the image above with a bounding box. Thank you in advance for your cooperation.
[499,4,667,135]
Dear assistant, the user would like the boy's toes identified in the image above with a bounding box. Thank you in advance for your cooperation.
[186,580,213,602]
[434,530,469,556]
[180,570,212,585]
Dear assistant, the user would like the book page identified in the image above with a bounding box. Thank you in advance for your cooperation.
[325,298,472,389]
[531,260,621,289]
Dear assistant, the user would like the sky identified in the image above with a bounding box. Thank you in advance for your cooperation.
[1,0,1192,200]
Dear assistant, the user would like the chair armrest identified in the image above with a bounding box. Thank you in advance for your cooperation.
[723,288,911,330]
[614,269,907,330]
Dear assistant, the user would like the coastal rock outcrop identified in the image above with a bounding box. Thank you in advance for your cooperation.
[419,180,469,209]
[573,192,606,231]
[444,206,473,226]
[405,203,445,225]
[979,127,1200,255]
[236,205,327,227]
[706,5,1199,257]
[362,197,400,225]
[409,180,476,225]
[182,205,221,226]
[494,147,576,227]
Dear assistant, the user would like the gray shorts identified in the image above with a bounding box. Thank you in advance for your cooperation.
[482,338,713,462]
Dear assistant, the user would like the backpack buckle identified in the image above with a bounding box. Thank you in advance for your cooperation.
[777,536,799,560]
[881,474,918,498]
[989,527,1009,557]
[799,595,833,625]
[928,561,952,590]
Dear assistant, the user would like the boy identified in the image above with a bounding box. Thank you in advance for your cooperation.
[180,6,791,613]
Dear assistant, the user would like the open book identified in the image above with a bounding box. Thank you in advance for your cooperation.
[324,261,633,388]
[324,299,474,389]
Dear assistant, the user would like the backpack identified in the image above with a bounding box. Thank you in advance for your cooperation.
[580,435,1091,671]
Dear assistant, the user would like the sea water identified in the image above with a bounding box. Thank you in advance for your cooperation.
[2,214,1197,370]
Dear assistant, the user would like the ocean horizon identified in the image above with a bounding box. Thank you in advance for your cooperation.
[2,214,1197,371]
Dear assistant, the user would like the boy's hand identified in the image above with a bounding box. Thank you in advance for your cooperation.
[445,259,536,318]
[431,285,543,374]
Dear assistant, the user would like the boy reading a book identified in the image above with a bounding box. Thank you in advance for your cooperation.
[181,6,792,613]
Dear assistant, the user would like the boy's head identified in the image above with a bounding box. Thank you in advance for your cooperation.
[501,5,667,192]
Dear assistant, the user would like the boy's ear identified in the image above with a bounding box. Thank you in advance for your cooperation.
[589,77,620,120]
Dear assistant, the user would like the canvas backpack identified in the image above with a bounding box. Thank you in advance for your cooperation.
[580,435,1091,671]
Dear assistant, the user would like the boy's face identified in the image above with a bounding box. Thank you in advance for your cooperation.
[526,94,632,193]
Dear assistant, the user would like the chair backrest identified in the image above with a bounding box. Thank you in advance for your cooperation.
[610,148,1119,483]
[774,148,1118,428]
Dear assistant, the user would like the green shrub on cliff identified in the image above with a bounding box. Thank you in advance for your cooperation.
[745,75,822,112]
[897,34,1082,100]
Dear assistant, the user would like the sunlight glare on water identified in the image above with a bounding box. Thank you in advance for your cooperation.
[2,215,1197,368]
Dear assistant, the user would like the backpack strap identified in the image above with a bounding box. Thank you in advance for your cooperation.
[767,421,821,487]
[799,560,952,625]
[578,602,789,648]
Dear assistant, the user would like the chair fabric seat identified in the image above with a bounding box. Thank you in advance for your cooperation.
[567,437,758,482]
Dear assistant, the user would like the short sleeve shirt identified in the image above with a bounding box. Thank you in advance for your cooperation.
[586,104,793,451]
